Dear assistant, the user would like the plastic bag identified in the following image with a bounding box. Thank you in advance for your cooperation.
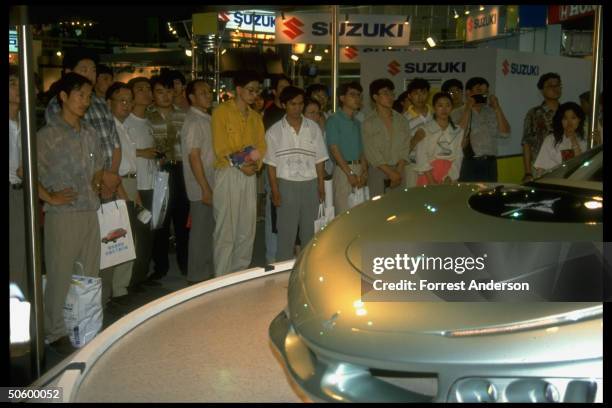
[347,186,370,209]
[63,275,102,348]
[151,170,169,230]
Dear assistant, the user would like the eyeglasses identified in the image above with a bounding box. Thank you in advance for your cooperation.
[378,90,395,97]
[112,98,133,105]
[244,86,262,95]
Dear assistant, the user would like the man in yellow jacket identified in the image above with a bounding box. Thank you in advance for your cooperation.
[211,70,266,276]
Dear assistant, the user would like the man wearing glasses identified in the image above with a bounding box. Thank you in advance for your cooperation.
[521,73,562,182]
[362,78,412,197]
[442,78,465,111]
[326,81,368,213]
[211,70,266,276]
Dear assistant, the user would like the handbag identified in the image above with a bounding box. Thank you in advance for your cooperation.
[347,186,370,209]
[314,203,334,232]
[63,274,103,348]
[151,170,170,230]
[97,199,137,269]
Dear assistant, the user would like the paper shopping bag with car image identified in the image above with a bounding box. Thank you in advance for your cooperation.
[97,199,136,269]
[227,145,261,169]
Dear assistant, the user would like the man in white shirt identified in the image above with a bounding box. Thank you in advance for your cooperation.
[181,80,215,283]
[125,77,158,289]
[404,78,433,188]
[103,82,139,303]
[264,86,328,261]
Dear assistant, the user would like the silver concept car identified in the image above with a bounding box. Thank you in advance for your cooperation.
[270,146,603,403]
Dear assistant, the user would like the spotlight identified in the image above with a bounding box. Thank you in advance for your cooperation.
[479,5,485,11]
[314,55,322,62]
[324,49,329,54]
[345,14,349,24]
[387,46,392,50]
[423,47,427,51]
[221,49,227,55]
[291,54,299,62]
[185,49,192,57]
[404,16,410,25]
[453,9,459,19]
[56,51,62,57]
[426,37,436,47]
[465,9,470,15]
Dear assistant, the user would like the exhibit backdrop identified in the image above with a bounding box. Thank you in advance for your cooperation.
[359,48,593,156]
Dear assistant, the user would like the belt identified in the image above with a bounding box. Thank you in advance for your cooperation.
[9,182,23,190]
[121,173,137,179]
[472,155,495,160]
[164,160,182,166]
[346,160,361,165]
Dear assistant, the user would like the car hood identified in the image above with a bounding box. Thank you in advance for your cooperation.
[288,183,602,341]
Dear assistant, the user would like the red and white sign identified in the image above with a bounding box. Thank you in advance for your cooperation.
[465,6,499,42]
[548,5,597,24]
[275,13,411,46]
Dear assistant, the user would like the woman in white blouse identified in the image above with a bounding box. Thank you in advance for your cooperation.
[414,92,464,186]
[534,102,588,175]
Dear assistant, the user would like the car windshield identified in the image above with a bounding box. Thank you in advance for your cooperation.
[529,145,603,185]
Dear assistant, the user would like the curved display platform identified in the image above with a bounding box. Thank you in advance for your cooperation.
[32,262,308,402]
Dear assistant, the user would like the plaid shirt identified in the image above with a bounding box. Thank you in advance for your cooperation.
[522,102,556,163]
[146,105,186,162]
[45,93,120,170]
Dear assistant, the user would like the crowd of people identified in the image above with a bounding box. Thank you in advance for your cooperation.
[9,47,603,354]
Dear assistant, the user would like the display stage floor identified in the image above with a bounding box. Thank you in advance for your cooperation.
[32,266,308,402]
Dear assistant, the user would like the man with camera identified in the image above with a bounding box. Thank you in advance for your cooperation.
[451,77,511,182]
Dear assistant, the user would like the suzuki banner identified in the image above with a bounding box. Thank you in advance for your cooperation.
[465,6,499,42]
[359,48,592,156]
[218,10,276,34]
[547,5,597,24]
[339,46,414,63]
[275,13,411,46]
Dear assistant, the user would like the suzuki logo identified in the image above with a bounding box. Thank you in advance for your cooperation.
[218,12,230,23]
[502,59,510,76]
[344,46,358,60]
[387,60,401,76]
[282,17,304,40]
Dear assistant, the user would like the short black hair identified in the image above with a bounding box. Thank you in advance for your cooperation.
[105,81,131,101]
[537,72,561,90]
[441,78,463,93]
[185,79,210,105]
[127,76,150,90]
[233,70,262,88]
[579,91,590,102]
[9,65,19,79]
[62,48,99,71]
[305,83,328,98]
[96,64,113,79]
[167,69,186,86]
[337,81,362,106]
[431,92,456,129]
[303,97,321,112]
[279,86,305,105]
[465,77,489,91]
[271,74,292,92]
[552,102,585,144]
[407,78,430,94]
[369,78,395,102]
[55,72,93,108]
[150,74,173,90]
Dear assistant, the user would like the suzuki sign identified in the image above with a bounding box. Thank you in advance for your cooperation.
[466,6,499,42]
[222,10,276,34]
[275,13,411,46]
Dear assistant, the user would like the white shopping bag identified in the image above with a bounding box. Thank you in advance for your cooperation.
[151,170,170,230]
[98,199,136,269]
[347,186,370,209]
[314,203,334,232]
[63,275,102,348]
[324,177,334,210]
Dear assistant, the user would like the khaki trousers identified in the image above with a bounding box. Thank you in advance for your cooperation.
[44,210,100,343]
[332,163,365,215]
[213,167,257,277]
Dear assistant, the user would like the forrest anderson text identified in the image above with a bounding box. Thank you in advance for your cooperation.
[372,279,530,291]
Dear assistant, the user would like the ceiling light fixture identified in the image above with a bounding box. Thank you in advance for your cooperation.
[426,36,436,47]
[453,9,459,19]
[314,55,322,62]
[185,49,192,57]
[345,14,349,24]
[479,5,485,11]
[291,54,299,62]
